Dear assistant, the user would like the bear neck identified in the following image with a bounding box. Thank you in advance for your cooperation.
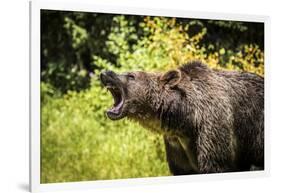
[131,86,195,137]
[156,86,198,138]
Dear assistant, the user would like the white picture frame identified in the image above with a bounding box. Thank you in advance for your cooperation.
[30,0,271,192]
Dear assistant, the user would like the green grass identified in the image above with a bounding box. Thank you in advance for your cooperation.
[41,82,170,183]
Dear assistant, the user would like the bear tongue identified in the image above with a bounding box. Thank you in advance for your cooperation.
[108,100,123,115]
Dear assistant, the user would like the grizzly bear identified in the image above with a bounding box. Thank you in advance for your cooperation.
[100,61,264,174]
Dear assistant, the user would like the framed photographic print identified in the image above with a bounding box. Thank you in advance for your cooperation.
[30,0,270,192]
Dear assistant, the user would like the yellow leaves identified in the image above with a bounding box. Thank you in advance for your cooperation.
[97,16,264,78]
[227,44,264,76]
[138,17,264,76]
[190,27,207,44]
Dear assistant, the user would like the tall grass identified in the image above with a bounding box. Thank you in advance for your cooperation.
[41,82,170,183]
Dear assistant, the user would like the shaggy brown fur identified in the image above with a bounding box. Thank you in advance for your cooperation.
[100,61,264,174]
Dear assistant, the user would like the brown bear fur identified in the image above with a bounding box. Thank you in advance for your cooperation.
[100,61,264,174]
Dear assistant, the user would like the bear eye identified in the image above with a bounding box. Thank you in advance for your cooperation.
[127,73,135,80]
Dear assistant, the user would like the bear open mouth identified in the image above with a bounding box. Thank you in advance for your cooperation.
[105,85,124,118]
[100,70,127,120]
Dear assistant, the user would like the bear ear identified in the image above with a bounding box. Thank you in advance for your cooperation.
[160,69,182,87]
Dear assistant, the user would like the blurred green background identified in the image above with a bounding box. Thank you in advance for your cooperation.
[40,10,264,183]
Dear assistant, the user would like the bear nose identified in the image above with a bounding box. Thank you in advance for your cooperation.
[100,70,116,83]
[100,71,109,82]
[100,70,109,78]
[101,70,115,77]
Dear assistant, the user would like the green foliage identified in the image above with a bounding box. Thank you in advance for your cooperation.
[41,12,264,183]
[94,16,264,75]
[64,17,89,49]
[41,11,264,93]
[41,79,169,183]
[41,11,116,92]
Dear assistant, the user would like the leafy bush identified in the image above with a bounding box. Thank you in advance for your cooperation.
[41,11,264,92]
[41,14,264,183]
[94,16,263,75]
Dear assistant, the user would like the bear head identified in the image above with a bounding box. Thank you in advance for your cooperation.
[100,69,184,121]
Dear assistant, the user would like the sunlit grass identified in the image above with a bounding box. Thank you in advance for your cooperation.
[41,84,170,183]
